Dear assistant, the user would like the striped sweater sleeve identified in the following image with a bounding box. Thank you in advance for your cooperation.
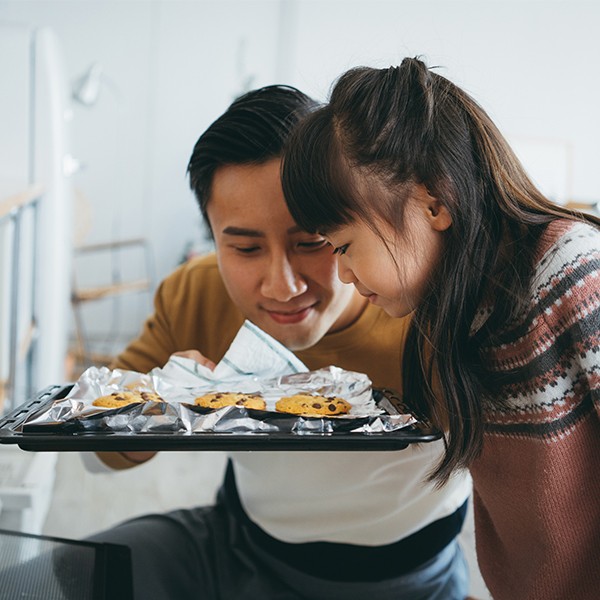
[470,219,600,600]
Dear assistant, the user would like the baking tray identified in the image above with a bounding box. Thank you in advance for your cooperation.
[0,384,442,452]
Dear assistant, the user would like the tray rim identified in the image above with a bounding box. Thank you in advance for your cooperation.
[0,384,442,452]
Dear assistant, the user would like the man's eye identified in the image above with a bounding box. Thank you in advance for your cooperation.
[235,246,260,254]
[298,239,328,250]
[332,244,349,256]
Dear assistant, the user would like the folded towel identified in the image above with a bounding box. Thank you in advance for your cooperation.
[150,320,308,390]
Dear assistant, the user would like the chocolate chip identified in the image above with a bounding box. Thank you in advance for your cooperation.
[328,404,336,411]
[312,403,322,409]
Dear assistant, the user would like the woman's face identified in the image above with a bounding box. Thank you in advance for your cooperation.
[325,184,452,318]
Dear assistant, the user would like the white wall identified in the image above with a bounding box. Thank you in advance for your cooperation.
[286,0,600,203]
[1,0,282,343]
[1,0,599,345]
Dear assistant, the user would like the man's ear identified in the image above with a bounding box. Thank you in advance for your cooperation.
[427,199,452,231]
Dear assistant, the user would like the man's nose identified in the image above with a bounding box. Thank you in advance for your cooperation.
[261,255,308,301]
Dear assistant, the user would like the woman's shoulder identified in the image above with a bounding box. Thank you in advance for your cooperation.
[537,218,598,263]
[533,219,599,290]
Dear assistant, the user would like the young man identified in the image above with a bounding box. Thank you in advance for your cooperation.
[87,85,472,599]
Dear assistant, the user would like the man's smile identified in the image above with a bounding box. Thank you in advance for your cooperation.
[263,304,316,324]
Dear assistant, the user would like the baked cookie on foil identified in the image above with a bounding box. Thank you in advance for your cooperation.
[275,394,351,417]
[92,390,163,408]
[194,392,266,411]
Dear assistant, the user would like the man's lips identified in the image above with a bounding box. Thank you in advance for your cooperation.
[264,305,314,324]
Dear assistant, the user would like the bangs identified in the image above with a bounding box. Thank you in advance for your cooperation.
[281,107,359,234]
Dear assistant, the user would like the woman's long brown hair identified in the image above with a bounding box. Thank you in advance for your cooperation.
[282,57,600,483]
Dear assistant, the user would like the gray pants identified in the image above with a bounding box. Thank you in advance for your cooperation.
[85,497,469,600]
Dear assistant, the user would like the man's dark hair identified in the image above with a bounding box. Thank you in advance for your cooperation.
[187,85,318,227]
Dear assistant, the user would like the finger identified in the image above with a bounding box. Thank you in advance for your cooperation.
[119,451,157,465]
[172,350,217,370]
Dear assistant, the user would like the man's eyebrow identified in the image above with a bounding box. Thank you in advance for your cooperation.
[221,225,307,237]
[222,226,265,238]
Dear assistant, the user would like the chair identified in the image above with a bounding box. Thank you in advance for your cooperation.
[69,236,154,377]
[0,527,133,600]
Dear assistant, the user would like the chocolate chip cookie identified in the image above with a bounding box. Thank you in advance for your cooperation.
[275,393,351,417]
[92,390,163,408]
[194,392,266,410]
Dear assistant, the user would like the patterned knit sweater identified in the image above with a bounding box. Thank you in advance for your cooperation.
[470,219,600,599]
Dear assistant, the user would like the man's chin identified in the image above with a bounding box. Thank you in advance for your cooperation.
[253,319,324,352]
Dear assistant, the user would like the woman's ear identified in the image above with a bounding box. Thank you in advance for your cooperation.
[413,184,452,231]
[427,199,452,231]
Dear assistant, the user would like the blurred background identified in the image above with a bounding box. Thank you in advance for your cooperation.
[2,0,599,391]
[0,2,599,597]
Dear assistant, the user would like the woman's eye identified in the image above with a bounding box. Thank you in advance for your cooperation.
[332,244,349,256]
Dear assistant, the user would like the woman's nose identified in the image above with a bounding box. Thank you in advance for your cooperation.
[261,255,308,301]
[337,259,356,285]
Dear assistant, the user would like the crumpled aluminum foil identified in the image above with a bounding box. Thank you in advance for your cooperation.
[23,365,416,435]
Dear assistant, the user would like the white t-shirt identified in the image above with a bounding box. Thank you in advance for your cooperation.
[230,440,471,546]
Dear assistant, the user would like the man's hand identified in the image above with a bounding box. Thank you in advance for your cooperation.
[97,450,157,470]
[96,350,215,471]
[172,349,217,371]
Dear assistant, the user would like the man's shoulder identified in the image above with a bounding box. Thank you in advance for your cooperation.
[163,253,223,288]
[157,252,234,315]
[156,252,242,337]
[173,252,219,276]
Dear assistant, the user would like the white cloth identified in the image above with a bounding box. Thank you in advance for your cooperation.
[231,445,471,546]
[150,320,308,387]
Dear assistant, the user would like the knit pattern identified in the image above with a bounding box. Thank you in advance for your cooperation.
[481,220,600,435]
[470,219,600,599]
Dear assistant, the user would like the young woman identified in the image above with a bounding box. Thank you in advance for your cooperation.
[281,57,600,599]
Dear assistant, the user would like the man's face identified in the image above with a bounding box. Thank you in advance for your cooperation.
[206,158,366,350]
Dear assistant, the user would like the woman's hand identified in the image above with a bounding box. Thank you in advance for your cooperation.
[172,349,217,371]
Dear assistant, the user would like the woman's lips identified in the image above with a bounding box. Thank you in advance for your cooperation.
[266,306,313,324]
[357,288,377,303]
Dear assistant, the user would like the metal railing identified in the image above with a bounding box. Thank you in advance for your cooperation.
[0,186,43,415]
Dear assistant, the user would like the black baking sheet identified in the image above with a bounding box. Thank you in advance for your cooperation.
[0,384,442,452]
